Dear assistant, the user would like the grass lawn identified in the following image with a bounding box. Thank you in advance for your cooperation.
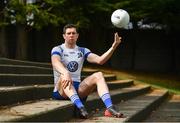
[84,66,180,94]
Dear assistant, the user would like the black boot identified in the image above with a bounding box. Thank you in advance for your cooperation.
[79,107,89,119]
[107,106,124,118]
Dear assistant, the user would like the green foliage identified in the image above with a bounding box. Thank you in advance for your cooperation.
[124,0,180,29]
[0,0,179,29]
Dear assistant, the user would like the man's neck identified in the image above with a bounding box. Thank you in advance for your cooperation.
[64,42,76,49]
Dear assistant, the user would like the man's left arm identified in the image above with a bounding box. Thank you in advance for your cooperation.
[87,32,122,65]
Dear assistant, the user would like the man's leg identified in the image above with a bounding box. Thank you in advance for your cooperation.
[57,81,88,118]
[78,72,123,118]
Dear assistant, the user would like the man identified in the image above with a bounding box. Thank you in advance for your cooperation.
[51,24,123,119]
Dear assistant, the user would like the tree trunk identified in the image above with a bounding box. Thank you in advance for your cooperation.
[15,25,28,60]
[0,27,8,57]
[131,29,137,70]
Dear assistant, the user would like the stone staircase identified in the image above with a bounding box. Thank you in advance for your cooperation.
[0,57,179,122]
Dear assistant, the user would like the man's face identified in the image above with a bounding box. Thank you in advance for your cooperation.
[63,28,79,45]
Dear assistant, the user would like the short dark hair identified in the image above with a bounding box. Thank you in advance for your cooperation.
[63,24,78,34]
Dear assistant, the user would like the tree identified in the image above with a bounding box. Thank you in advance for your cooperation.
[0,0,179,60]
[1,0,179,30]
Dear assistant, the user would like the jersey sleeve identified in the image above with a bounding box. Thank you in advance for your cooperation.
[51,46,63,57]
[78,47,91,60]
[84,48,91,59]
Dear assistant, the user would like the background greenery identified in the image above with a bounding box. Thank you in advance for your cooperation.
[0,0,180,30]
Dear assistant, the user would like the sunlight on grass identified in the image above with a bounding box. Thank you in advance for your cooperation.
[84,66,180,94]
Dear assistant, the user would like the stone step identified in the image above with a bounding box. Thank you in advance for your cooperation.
[72,89,168,122]
[0,64,97,75]
[0,58,99,75]
[107,79,134,90]
[0,73,117,86]
[118,89,168,122]
[0,74,53,86]
[0,58,51,68]
[0,84,53,106]
[0,84,151,122]
[145,94,180,122]
[0,65,52,74]
[0,80,134,106]
[81,69,98,76]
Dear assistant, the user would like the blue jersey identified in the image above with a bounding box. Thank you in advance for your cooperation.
[51,43,91,92]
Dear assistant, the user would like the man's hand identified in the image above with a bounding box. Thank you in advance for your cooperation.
[112,32,122,49]
[60,72,72,89]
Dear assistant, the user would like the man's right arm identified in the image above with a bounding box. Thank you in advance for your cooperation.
[51,55,72,89]
[51,55,68,75]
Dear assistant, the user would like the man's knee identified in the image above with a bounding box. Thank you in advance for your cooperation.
[92,72,104,81]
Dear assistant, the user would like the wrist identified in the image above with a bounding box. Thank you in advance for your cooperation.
[111,46,116,51]
[61,70,69,75]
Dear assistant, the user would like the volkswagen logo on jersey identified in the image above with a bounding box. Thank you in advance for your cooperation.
[67,61,78,72]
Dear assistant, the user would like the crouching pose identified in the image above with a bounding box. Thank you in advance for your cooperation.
[51,24,124,119]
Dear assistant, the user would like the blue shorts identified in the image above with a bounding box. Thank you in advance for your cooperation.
[52,81,87,101]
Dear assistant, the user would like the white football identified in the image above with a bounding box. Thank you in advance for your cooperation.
[111,9,130,28]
